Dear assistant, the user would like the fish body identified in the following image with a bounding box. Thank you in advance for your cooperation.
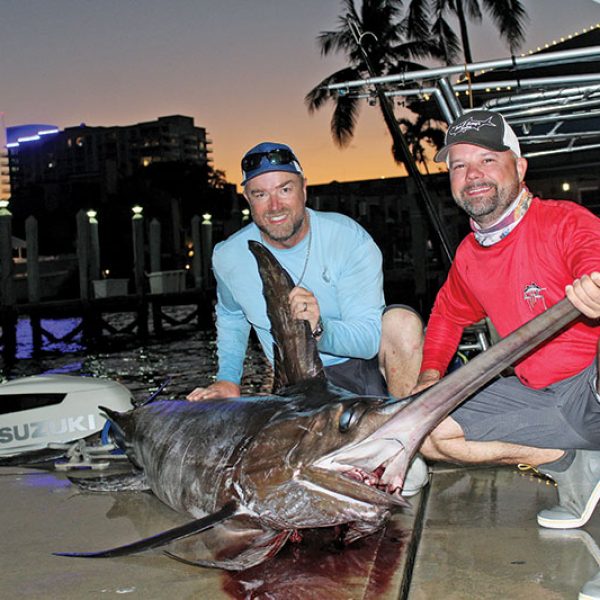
[107,379,401,526]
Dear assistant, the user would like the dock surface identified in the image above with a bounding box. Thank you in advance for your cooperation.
[1,462,598,599]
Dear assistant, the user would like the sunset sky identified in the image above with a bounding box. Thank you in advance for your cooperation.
[2,1,599,187]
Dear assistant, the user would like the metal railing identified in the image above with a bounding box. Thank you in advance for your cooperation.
[324,44,600,158]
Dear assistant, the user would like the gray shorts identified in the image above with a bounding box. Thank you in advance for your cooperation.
[452,361,600,450]
[323,303,423,397]
[325,357,388,396]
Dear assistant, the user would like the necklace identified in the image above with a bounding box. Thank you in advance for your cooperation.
[295,224,311,288]
[471,187,533,247]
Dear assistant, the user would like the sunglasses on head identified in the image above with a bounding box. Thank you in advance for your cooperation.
[241,149,300,173]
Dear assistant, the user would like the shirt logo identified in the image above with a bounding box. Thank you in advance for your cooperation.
[523,283,547,311]
[449,116,496,136]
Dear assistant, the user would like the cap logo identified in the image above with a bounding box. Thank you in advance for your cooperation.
[449,116,496,137]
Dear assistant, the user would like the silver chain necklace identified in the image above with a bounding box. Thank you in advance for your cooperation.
[295,224,312,288]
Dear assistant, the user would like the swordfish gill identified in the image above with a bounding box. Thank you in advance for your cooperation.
[49,240,580,570]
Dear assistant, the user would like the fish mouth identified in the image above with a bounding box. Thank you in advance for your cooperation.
[315,437,409,500]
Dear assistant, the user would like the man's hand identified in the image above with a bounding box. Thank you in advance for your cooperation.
[186,380,241,402]
[412,369,442,394]
[566,272,600,320]
[289,286,321,333]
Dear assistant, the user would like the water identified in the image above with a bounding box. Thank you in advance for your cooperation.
[0,306,274,403]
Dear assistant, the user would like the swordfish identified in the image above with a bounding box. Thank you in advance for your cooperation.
[50,240,581,570]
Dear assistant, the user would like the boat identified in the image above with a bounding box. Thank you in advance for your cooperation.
[0,375,134,457]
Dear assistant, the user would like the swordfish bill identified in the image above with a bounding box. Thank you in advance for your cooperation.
[386,297,579,438]
[327,297,582,491]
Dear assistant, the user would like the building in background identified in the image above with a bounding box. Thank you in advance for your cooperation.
[4,115,224,270]
[7,115,210,199]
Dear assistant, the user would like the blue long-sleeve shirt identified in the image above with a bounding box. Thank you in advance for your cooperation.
[212,209,385,384]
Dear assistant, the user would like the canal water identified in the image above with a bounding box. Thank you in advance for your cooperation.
[0,306,274,403]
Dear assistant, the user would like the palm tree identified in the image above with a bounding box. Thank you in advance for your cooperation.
[305,0,444,164]
[398,113,446,173]
[406,0,528,65]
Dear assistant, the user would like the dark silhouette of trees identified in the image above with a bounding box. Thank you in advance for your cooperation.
[405,0,528,65]
[305,0,445,164]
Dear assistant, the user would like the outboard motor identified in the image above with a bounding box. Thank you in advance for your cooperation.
[0,375,134,457]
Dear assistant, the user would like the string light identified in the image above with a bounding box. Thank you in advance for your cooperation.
[520,23,599,55]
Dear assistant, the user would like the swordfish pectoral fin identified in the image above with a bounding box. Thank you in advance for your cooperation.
[164,512,292,570]
[54,501,239,559]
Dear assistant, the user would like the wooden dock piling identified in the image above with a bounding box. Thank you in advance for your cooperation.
[1,206,218,361]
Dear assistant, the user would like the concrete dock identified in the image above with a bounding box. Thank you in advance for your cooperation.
[1,462,598,599]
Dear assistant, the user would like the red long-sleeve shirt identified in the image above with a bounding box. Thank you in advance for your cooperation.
[422,197,600,389]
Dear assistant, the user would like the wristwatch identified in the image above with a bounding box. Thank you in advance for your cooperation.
[312,318,324,339]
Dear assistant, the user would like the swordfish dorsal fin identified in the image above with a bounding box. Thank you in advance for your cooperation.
[248,241,325,391]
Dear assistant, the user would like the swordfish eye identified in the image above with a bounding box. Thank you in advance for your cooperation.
[339,401,372,433]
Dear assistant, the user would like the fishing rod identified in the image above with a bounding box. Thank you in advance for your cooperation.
[347,17,454,267]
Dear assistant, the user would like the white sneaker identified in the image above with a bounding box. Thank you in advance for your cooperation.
[538,450,600,529]
[402,455,430,497]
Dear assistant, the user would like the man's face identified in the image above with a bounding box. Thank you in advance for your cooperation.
[243,171,308,248]
[448,144,528,227]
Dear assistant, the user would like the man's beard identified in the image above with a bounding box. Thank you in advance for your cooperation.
[455,180,520,223]
[256,211,305,244]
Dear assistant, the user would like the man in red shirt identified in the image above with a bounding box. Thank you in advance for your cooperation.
[416,109,600,530]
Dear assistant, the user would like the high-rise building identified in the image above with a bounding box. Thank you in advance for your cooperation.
[8,115,211,198]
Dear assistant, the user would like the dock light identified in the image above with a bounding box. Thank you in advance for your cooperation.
[562,182,571,192]
[132,205,143,219]
[202,213,212,225]
[242,208,250,222]
[86,209,98,223]
[0,199,10,215]
[103,269,110,278]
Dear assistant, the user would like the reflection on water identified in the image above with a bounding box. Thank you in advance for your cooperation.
[1,307,273,403]
[14,318,86,359]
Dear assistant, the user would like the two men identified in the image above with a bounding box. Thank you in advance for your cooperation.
[188,141,423,401]
[418,109,600,530]
[189,117,600,530]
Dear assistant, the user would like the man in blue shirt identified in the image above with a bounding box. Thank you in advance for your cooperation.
[187,141,424,403]
[187,141,427,495]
